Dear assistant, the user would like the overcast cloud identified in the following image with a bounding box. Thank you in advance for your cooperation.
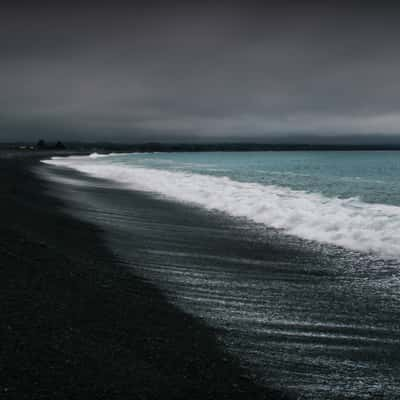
[1,1,400,142]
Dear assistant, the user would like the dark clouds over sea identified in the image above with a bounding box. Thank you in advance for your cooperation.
[2,1,400,142]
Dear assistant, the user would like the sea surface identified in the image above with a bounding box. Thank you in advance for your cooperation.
[41,151,400,399]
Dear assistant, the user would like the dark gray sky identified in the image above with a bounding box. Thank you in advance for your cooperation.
[2,1,400,143]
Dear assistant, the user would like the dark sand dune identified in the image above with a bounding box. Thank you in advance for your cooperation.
[0,152,291,399]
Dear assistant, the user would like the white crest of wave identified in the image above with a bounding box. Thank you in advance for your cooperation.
[88,152,131,158]
[43,156,400,258]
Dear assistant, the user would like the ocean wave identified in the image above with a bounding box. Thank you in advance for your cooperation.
[42,155,400,258]
[88,152,132,158]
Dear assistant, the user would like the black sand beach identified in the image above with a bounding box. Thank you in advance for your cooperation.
[4,151,399,399]
[0,151,292,399]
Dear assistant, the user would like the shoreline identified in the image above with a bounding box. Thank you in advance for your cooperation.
[0,151,290,399]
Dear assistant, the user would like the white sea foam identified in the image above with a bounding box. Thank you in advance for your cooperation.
[88,152,131,158]
[89,152,108,158]
[42,155,400,258]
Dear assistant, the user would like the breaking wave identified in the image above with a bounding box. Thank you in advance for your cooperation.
[43,155,400,258]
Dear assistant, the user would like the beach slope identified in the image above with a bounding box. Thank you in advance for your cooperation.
[0,152,287,399]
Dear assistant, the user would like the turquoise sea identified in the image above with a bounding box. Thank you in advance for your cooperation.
[110,150,400,206]
[46,151,400,258]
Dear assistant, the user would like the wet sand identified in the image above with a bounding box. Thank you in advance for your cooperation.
[0,151,292,399]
